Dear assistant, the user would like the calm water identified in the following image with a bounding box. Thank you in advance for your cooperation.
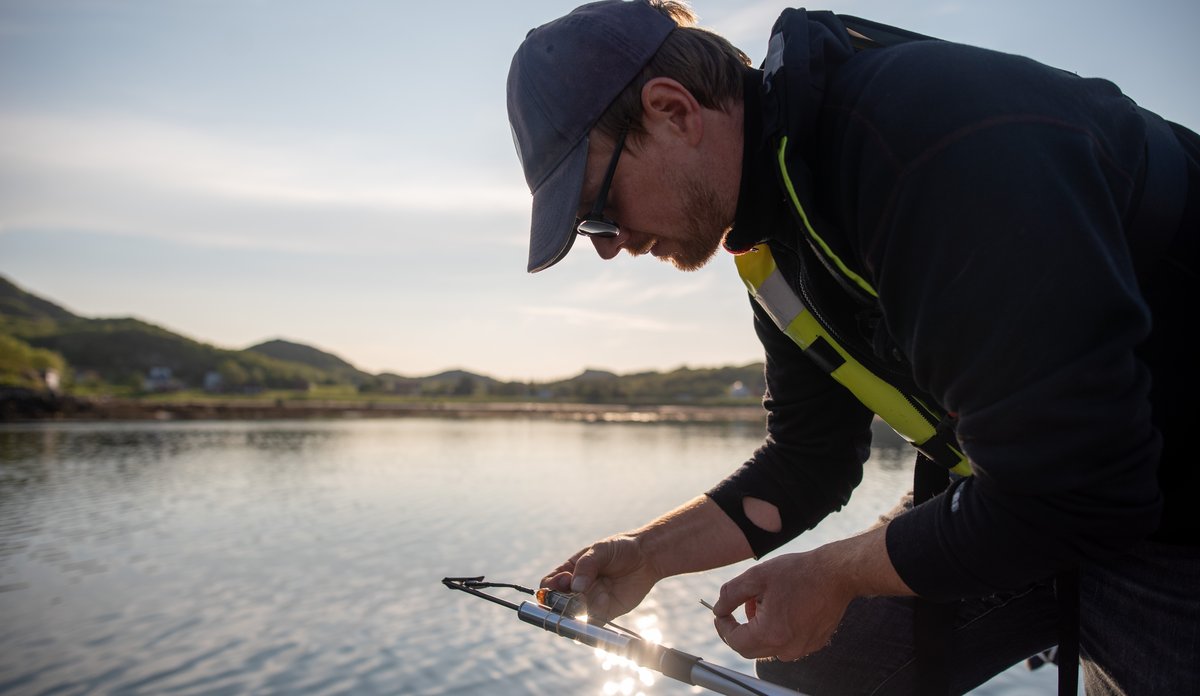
[0,417,1057,695]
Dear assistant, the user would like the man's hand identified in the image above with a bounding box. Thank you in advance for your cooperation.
[541,534,662,624]
[710,549,853,660]
[539,495,756,624]
[710,525,913,661]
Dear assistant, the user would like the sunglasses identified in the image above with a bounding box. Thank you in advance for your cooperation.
[575,129,628,238]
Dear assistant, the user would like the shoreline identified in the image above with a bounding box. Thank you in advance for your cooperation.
[0,391,767,424]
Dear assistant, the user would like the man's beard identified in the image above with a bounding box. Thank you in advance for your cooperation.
[665,178,731,272]
[621,174,732,271]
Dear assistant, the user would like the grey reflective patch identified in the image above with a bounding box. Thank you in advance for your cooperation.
[754,270,805,332]
[763,32,785,90]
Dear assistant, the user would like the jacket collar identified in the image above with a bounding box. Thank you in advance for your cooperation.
[723,10,855,255]
[724,68,778,254]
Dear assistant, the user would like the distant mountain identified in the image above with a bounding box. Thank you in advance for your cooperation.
[246,339,357,372]
[0,274,765,404]
[420,369,500,386]
[0,274,81,328]
[246,339,374,386]
[0,275,359,392]
[369,368,502,397]
[540,363,765,404]
[572,368,619,380]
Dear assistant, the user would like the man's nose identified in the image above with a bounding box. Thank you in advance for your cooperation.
[591,232,626,260]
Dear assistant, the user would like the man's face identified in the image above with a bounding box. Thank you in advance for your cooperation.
[576,130,731,272]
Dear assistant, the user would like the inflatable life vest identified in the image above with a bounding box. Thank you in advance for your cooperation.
[735,242,971,477]
[741,12,974,476]
[740,10,1187,479]
[743,14,1187,696]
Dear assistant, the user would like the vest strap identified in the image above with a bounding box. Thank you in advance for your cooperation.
[915,413,963,471]
[1056,569,1081,696]
[913,453,955,696]
[805,336,847,373]
[736,244,971,476]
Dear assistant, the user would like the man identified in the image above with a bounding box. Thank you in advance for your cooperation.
[506,1,1198,694]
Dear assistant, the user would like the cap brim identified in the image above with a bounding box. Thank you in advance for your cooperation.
[526,136,589,273]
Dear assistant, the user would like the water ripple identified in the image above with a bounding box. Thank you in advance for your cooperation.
[0,419,1057,695]
[109,639,244,694]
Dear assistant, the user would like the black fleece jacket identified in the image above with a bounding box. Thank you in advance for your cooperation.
[708,9,1197,600]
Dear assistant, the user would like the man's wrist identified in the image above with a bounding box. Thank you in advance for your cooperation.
[819,524,915,600]
[634,494,754,580]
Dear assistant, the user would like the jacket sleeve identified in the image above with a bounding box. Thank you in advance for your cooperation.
[708,293,875,558]
[871,117,1163,600]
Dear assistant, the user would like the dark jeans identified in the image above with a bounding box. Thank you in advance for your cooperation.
[757,531,1200,694]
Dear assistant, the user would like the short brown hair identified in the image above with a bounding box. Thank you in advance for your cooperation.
[594,0,751,142]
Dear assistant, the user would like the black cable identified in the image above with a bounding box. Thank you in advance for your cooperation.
[441,576,525,611]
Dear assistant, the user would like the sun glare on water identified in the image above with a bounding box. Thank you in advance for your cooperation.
[596,614,666,696]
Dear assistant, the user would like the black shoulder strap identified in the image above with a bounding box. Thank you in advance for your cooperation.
[1056,570,1081,696]
[912,455,954,695]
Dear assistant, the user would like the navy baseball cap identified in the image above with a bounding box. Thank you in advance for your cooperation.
[507,1,676,273]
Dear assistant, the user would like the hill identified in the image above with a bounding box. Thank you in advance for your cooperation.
[246,339,358,372]
[540,364,764,404]
[246,339,374,386]
[0,274,764,404]
[0,276,350,393]
[0,275,81,335]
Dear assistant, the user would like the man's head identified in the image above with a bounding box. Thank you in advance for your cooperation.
[507,0,750,273]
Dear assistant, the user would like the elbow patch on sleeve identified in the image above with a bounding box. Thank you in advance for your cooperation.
[707,479,797,559]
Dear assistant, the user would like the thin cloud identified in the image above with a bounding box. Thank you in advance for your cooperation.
[563,269,716,305]
[932,3,964,16]
[518,305,691,332]
[0,112,528,214]
[0,111,531,254]
[702,1,793,58]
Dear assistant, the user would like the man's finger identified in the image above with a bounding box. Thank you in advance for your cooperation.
[541,570,573,592]
[713,614,773,659]
[712,570,763,616]
[713,613,741,641]
[569,551,596,592]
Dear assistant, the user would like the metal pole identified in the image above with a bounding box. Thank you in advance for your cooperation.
[517,602,804,696]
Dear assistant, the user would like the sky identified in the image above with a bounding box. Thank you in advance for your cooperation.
[1,0,1196,382]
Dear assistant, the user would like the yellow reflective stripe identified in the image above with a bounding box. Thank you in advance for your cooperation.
[790,308,971,476]
[734,245,775,291]
[947,447,971,477]
[736,244,972,476]
[736,246,807,336]
[775,136,879,299]
[784,310,941,445]
[906,394,942,424]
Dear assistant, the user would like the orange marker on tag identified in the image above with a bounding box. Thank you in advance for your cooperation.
[536,587,588,617]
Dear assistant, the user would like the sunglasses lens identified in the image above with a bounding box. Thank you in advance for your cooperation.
[577,219,619,238]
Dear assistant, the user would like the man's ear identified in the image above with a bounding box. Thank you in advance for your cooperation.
[640,77,703,146]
